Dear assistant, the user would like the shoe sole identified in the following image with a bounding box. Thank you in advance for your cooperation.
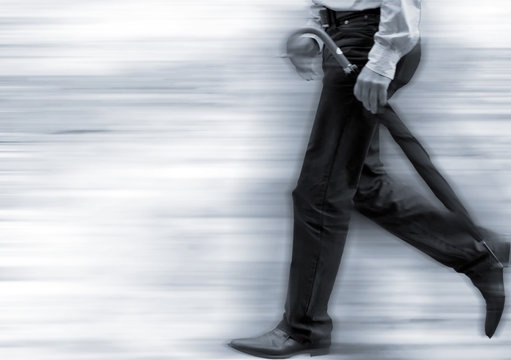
[228,343,330,359]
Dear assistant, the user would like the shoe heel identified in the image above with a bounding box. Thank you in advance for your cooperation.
[310,348,330,357]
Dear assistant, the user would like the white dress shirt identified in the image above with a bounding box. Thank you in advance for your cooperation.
[308,0,421,79]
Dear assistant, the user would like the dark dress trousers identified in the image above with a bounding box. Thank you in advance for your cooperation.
[277,9,493,345]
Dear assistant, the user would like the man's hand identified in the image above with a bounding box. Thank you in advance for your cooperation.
[286,36,320,81]
[354,66,391,114]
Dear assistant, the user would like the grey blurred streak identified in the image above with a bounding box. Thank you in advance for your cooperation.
[0,0,510,359]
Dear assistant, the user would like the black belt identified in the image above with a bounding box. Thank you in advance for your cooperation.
[319,7,380,28]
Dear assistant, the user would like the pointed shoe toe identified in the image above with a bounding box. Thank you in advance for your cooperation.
[470,267,506,338]
[228,327,330,359]
[485,297,505,338]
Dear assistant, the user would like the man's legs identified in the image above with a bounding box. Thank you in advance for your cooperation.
[354,117,509,338]
[354,126,493,271]
[229,65,379,357]
[272,14,387,345]
[276,83,378,345]
[229,9,507,359]
[276,106,504,346]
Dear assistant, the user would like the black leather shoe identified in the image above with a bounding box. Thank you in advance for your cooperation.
[467,231,510,338]
[228,327,330,359]
[470,265,505,338]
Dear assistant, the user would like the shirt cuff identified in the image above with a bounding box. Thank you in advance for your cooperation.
[366,41,402,80]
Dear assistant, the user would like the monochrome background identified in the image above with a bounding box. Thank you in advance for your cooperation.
[1,1,511,359]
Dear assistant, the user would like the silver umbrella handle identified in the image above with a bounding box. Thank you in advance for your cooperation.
[286,27,358,75]
[286,27,503,267]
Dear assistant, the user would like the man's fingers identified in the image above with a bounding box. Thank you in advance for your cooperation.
[289,55,319,80]
[354,80,368,108]
[378,84,388,110]
[369,86,378,114]
[354,77,373,113]
[354,66,392,113]
[296,67,317,81]
[295,65,317,81]
[298,70,315,81]
[361,82,370,113]
[354,81,362,102]
[354,78,373,113]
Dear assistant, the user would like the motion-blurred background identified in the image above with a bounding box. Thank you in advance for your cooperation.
[1,0,511,359]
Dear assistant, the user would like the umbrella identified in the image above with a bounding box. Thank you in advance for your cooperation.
[286,27,502,266]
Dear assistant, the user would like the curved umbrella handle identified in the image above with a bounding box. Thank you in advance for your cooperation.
[287,27,358,75]
[286,27,502,265]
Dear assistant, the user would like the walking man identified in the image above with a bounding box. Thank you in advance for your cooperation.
[229,1,510,358]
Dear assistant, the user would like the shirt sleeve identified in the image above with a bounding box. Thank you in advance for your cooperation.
[366,0,421,80]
